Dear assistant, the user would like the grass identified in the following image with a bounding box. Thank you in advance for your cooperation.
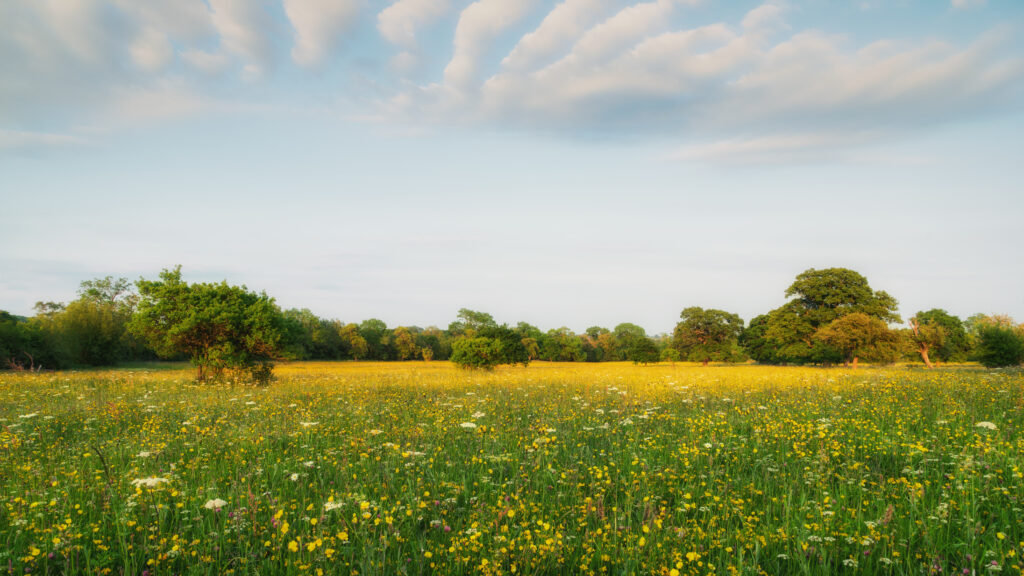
[1,362,1022,575]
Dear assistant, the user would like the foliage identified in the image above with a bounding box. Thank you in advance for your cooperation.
[814,312,900,366]
[976,325,1024,368]
[449,336,502,370]
[673,307,745,365]
[914,309,969,362]
[756,268,900,365]
[626,335,660,365]
[129,266,286,383]
[447,308,497,338]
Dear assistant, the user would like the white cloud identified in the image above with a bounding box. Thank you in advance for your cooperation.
[181,49,232,75]
[391,1,1023,161]
[129,27,174,72]
[208,0,277,73]
[501,0,615,72]
[951,0,985,8]
[378,0,451,48]
[284,0,361,67]
[444,0,541,91]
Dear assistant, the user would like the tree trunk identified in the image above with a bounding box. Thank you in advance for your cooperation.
[918,346,934,369]
[196,364,205,381]
[851,356,858,369]
[702,359,709,367]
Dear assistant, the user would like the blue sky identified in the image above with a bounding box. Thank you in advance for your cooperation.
[1,0,1022,334]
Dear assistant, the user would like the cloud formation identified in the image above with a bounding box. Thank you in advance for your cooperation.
[0,0,1021,160]
[284,0,361,67]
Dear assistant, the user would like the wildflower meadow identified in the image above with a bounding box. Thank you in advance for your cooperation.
[1,362,1022,575]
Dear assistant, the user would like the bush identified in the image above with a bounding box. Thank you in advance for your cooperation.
[977,326,1024,368]
[450,337,502,370]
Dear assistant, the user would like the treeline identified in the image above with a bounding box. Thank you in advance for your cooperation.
[2,267,1023,374]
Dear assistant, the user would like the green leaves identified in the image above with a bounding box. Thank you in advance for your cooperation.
[129,266,285,383]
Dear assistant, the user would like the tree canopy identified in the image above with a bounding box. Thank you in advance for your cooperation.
[673,307,744,365]
[129,266,286,383]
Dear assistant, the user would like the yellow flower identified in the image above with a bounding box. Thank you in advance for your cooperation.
[996,532,1006,540]
[670,570,680,576]
[686,552,700,562]
[424,551,433,559]
[287,540,299,553]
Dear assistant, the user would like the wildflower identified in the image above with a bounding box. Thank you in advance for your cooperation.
[303,460,315,468]
[290,473,300,481]
[324,501,343,512]
[460,422,477,429]
[288,540,299,553]
[203,498,228,510]
[975,421,998,430]
[300,421,318,427]
[472,411,485,418]
[19,413,38,419]
[131,477,169,488]
[137,451,151,458]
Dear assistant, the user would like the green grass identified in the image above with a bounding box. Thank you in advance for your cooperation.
[0,362,1021,575]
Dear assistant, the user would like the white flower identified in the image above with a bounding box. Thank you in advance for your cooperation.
[131,477,169,488]
[369,429,383,435]
[137,451,151,458]
[459,422,477,429]
[704,443,713,449]
[471,411,486,419]
[620,418,634,426]
[303,460,315,468]
[975,421,998,430]
[324,501,343,512]
[19,413,38,419]
[290,473,300,481]
[300,421,319,428]
[203,498,228,510]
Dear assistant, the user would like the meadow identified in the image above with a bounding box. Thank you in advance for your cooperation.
[1,362,1022,575]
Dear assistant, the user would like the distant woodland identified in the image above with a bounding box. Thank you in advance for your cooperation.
[2,266,1022,380]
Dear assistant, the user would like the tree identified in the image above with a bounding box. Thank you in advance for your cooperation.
[673,307,744,366]
[627,335,660,365]
[338,323,368,360]
[540,327,585,362]
[785,268,900,325]
[129,266,285,384]
[976,325,1024,368]
[450,337,503,370]
[908,317,944,369]
[814,313,900,368]
[913,309,968,363]
[448,309,497,338]
[478,325,531,366]
[755,268,900,364]
[393,326,418,360]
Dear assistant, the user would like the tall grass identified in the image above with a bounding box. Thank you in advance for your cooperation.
[1,362,1021,575]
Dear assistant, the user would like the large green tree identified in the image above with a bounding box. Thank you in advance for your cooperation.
[673,307,744,365]
[757,268,900,364]
[129,267,285,383]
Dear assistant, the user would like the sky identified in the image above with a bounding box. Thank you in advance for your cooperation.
[1,0,1022,335]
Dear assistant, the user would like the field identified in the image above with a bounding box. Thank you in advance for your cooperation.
[1,362,1022,575]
